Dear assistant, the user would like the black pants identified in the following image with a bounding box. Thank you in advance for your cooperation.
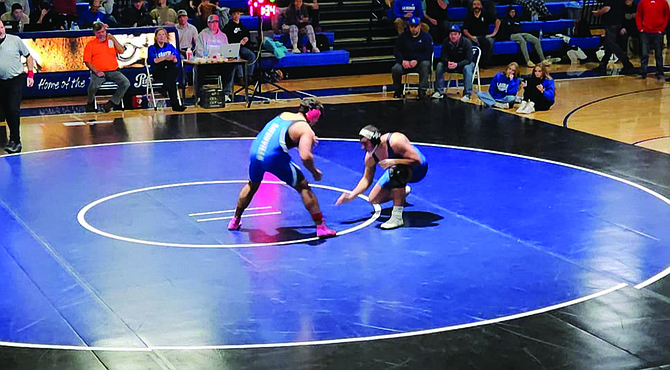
[599,25,633,69]
[524,87,553,111]
[152,62,180,107]
[0,75,24,143]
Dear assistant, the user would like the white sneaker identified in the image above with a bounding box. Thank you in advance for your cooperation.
[312,47,320,53]
[493,102,509,109]
[405,185,411,195]
[381,215,404,229]
[292,47,301,53]
[516,100,529,113]
[522,101,535,113]
[460,95,470,102]
[431,91,443,99]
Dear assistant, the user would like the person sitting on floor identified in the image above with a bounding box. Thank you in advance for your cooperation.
[517,62,555,113]
[147,27,187,112]
[476,62,521,108]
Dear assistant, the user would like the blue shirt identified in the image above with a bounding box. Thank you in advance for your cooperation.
[147,43,181,69]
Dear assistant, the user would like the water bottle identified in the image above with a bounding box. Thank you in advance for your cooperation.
[531,11,538,22]
[186,48,193,60]
[382,85,387,97]
[539,29,543,39]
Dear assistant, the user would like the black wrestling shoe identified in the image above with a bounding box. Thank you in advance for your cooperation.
[4,141,22,154]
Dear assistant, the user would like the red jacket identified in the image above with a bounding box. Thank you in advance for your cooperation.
[636,0,670,33]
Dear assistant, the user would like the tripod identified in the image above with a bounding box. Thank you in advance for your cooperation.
[246,16,316,108]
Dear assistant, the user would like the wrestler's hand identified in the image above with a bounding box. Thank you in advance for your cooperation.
[312,169,322,181]
[312,135,319,149]
[336,192,353,205]
[378,158,394,169]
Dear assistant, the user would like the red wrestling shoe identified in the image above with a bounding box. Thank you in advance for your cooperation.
[228,216,241,231]
[316,223,336,238]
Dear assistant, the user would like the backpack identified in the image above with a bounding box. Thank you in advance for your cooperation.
[308,33,330,51]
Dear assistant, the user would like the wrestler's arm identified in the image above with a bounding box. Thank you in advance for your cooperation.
[378,134,421,169]
[295,122,321,180]
[336,154,376,205]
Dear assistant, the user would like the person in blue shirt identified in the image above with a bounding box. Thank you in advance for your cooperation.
[77,0,115,28]
[228,98,337,238]
[147,27,187,112]
[517,62,555,113]
[392,0,429,34]
[391,17,433,99]
[476,62,521,108]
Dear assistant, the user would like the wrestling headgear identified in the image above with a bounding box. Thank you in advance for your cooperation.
[359,125,381,147]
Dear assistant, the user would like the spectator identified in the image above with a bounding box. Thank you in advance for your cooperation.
[195,14,234,101]
[636,0,669,80]
[392,0,429,35]
[196,0,217,29]
[176,8,197,52]
[28,1,58,30]
[463,0,500,68]
[5,0,30,16]
[175,0,196,19]
[1,3,30,31]
[150,0,177,25]
[621,0,639,56]
[0,19,35,154]
[517,62,554,113]
[223,7,256,85]
[148,27,187,111]
[119,0,153,26]
[303,0,319,31]
[391,17,433,99]
[78,0,115,28]
[424,0,449,44]
[282,0,319,53]
[498,5,546,67]
[476,62,521,108]
[83,21,130,112]
[433,24,475,101]
[590,0,636,75]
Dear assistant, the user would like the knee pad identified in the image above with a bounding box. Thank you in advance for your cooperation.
[387,165,412,189]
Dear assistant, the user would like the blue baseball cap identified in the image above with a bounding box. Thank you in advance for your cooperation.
[449,24,461,33]
[409,17,421,26]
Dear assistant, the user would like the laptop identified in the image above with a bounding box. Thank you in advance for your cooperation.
[220,43,241,59]
[3,20,21,34]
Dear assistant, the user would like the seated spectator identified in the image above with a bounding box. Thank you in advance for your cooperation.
[462,0,499,68]
[196,0,219,29]
[433,25,475,101]
[176,9,197,52]
[282,0,319,53]
[498,5,545,67]
[391,17,433,99]
[424,0,449,44]
[517,62,554,113]
[119,0,153,26]
[83,22,130,112]
[195,14,234,101]
[476,62,521,108]
[150,0,177,25]
[148,27,187,111]
[28,1,58,30]
[5,0,30,16]
[78,0,115,28]
[392,0,429,35]
[1,3,30,31]
[223,7,256,84]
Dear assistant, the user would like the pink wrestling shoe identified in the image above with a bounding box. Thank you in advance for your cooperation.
[228,216,241,231]
[316,223,336,238]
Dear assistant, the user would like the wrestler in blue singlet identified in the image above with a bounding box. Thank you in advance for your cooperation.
[374,133,428,189]
[248,115,305,187]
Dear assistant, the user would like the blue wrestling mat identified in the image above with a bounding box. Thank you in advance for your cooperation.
[1,138,670,349]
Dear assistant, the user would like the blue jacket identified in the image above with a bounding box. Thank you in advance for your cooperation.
[489,72,520,100]
[394,30,434,64]
[148,43,181,69]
